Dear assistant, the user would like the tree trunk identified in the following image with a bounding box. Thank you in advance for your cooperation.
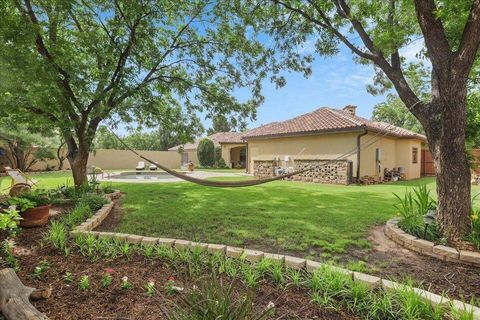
[67,150,89,187]
[0,268,51,320]
[426,97,472,241]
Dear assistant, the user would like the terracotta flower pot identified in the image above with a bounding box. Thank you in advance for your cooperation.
[20,205,51,228]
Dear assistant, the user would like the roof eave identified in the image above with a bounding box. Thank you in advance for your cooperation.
[242,127,366,141]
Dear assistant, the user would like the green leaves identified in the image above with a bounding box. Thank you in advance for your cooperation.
[0,0,275,165]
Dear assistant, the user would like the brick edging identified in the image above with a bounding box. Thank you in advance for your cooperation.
[69,195,480,318]
[385,218,480,267]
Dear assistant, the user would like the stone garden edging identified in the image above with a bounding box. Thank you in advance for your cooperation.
[385,218,480,267]
[68,194,480,319]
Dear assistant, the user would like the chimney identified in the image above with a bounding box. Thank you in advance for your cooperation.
[343,105,357,116]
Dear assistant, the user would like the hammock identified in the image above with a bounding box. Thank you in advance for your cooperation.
[110,130,313,187]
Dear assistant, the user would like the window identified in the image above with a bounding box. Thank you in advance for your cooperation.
[412,147,418,164]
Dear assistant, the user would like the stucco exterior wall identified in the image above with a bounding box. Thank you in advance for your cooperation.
[221,143,247,168]
[395,139,422,179]
[247,132,359,174]
[247,132,423,181]
[358,134,397,179]
[87,149,181,169]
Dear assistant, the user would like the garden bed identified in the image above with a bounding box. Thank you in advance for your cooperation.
[11,225,353,320]
[3,195,480,319]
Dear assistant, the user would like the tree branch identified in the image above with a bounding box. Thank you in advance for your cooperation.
[455,0,480,77]
[19,0,82,120]
[273,0,376,60]
[412,0,451,70]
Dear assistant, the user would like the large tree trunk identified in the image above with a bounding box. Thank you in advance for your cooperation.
[426,95,472,241]
[67,149,89,187]
[65,134,90,187]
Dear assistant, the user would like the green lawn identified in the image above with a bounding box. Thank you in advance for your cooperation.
[3,172,479,259]
[114,177,439,257]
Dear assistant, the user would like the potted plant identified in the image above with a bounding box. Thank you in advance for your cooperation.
[7,190,52,227]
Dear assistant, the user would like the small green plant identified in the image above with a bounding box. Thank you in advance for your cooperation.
[101,268,114,288]
[78,193,107,212]
[45,221,68,253]
[288,269,303,288]
[9,189,52,210]
[121,276,132,290]
[0,208,21,232]
[63,271,74,284]
[31,260,50,279]
[167,276,269,320]
[165,277,177,296]
[142,244,155,259]
[7,197,35,212]
[0,239,19,270]
[78,275,90,291]
[145,279,156,297]
[270,262,285,286]
[241,264,260,288]
[467,194,480,249]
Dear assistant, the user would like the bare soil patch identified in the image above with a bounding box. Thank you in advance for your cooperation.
[342,225,480,303]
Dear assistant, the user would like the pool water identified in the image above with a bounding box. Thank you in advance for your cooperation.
[107,171,181,180]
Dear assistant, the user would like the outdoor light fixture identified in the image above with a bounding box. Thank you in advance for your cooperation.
[423,209,436,239]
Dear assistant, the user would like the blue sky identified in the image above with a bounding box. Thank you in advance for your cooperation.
[201,39,424,131]
[114,37,424,135]
[241,46,384,129]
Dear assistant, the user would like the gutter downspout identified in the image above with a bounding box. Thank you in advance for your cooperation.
[356,128,368,182]
[245,141,249,174]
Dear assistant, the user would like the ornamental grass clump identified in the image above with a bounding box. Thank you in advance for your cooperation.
[393,185,440,241]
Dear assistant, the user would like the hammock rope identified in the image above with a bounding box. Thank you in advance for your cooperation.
[108,123,404,187]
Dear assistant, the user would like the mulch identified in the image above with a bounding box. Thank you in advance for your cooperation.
[342,226,480,303]
[2,206,357,320]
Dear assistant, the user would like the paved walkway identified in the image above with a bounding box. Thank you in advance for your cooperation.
[95,170,248,184]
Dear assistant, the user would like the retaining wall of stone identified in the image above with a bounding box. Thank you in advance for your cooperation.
[385,218,480,267]
[68,196,480,319]
[293,159,351,185]
[253,160,275,178]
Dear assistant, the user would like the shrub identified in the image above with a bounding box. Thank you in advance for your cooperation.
[214,146,222,163]
[78,193,108,212]
[394,185,439,241]
[197,138,215,167]
[216,157,228,169]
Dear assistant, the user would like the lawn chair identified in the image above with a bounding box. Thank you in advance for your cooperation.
[136,161,145,171]
[149,162,158,171]
[5,167,39,187]
[4,167,39,196]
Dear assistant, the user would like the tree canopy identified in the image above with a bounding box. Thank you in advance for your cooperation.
[236,0,480,239]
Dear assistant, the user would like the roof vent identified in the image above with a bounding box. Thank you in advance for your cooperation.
[343,105,357,116]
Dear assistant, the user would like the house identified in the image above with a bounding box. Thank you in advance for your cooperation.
[168,132,247,168]
[242,105,426,184]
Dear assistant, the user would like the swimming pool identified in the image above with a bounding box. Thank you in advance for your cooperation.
[106,171,187,180]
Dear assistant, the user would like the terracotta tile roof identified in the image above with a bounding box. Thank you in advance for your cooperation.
[242,107,426,141]
[168,132,246,151]
[243,107,426,140]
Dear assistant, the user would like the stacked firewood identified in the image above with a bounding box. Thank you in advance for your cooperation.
[383,168,406,182]
[358,175,379,185]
